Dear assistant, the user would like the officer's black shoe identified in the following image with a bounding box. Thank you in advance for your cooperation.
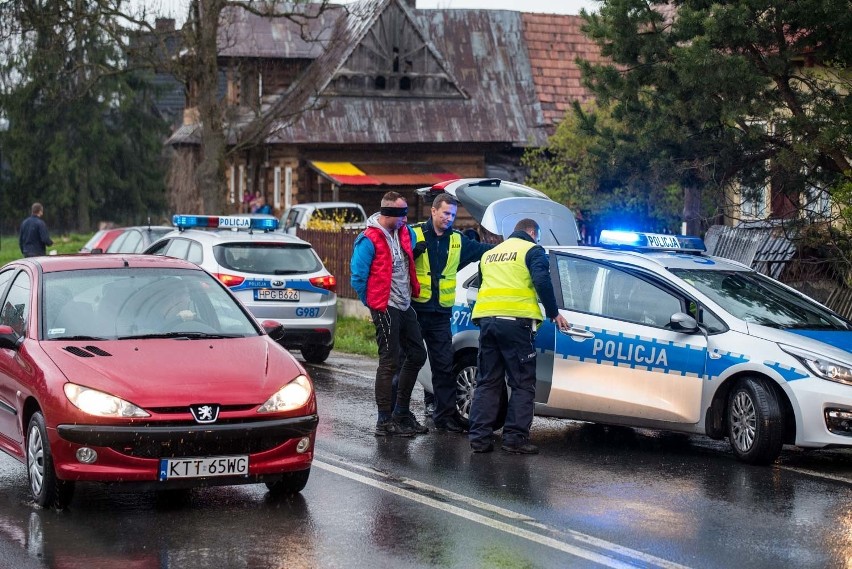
[375,418,415,437]
[393,412,428,435]
[435,415,469,433]
[470,441,494,453]
[500,443,539,455]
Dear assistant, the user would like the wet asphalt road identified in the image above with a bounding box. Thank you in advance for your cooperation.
[1,350,852,568]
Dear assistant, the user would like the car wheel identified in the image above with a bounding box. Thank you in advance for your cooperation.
[453,352,507,429]
[266,468,310,496]
[727,377,784,465]
[301,344,331,364]
[27,412,75,508]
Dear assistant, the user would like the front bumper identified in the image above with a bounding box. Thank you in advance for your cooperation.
[50,414,318,482]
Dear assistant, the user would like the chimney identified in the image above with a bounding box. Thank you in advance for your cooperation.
[155,18,175,32]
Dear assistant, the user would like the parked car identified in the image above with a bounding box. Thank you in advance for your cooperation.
[144,215,337,363]
[0,253,318,507]
[105,225,173,254]
[79,228,123,254]
[418,178,852,464]
[281,202,367,235]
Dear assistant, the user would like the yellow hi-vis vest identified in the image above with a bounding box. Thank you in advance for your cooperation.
[471,238,543,321]
[411,225,461,307]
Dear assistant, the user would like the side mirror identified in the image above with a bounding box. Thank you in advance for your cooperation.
[0,324,22,350]
[670,312,699,333]
[261,320,285,341]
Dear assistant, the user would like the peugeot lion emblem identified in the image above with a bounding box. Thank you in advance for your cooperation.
[190,404,220,424]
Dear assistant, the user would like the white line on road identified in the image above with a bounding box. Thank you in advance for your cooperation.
[314,458,691,569]
[777,465,852,484]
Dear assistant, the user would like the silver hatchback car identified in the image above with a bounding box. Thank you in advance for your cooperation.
[144,215,337,362]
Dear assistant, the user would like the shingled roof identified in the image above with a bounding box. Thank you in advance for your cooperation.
[170,0,603,146]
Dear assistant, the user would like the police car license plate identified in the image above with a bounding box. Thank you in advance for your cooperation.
[255,289,300,301]
[158,455,249,480]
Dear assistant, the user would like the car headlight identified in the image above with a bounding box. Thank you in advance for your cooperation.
[779,344,852,386]
[257,375,313,413]
[63,383,150,417]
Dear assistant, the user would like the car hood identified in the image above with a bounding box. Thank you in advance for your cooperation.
[748,324,852,363]
[41,337,304,407]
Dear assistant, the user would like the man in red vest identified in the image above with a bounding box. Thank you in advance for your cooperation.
[351,192,428,437]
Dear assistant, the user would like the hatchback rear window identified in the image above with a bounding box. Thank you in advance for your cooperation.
[213,243,322,275]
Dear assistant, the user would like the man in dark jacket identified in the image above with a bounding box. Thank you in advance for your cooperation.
[411,193,493,432]
[19,203,53,257]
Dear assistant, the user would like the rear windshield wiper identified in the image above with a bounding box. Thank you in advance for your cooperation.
[117,332,243,340]
[273,270,304,275]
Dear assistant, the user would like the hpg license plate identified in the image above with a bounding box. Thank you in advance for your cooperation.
[255,289,300,301]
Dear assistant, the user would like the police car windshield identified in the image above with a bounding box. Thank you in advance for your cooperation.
[670,269,850,330]
[213,243,321,275]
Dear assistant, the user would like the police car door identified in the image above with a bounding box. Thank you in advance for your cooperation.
[544,252,707,424]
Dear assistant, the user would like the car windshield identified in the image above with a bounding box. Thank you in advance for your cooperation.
[213,243,321,275]
[313,207,364,224]
[670,268,851,330]
[42,268,260,340]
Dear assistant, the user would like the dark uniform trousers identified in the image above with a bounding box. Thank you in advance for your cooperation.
[416,310,456,425]
[468,317,537,447]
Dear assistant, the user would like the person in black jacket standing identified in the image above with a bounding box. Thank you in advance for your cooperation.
[411,193,493,432]
[19,203,53,257]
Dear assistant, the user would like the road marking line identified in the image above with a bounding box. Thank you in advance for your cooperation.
[314,459,690,569]
[777,465,852,484]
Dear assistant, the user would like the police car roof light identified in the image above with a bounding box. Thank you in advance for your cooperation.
[172,215,279,232]
[598,230,706,252]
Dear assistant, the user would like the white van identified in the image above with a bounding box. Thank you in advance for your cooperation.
[281,202,367,235]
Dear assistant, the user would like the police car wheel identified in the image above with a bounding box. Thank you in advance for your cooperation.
[301,344,331,364]
[266,468,311,496]
[453,352,507,429]
[726,377,784,465]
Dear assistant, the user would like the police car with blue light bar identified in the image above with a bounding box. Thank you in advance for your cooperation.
[143,215,337,363]
[416,178,852,464]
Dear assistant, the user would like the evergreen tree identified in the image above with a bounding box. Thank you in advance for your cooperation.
[528,0,851,238]
[0,0,168,233]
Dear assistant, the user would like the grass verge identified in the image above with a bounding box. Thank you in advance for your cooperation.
[334,316,377,357]
[0,233,93,265]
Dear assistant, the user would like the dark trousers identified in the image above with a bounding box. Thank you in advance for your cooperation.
[371,306,427,414]
[416,310,456,425]
[468,317,537,447]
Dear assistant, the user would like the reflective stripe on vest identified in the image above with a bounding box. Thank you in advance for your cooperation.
[411,225,461,307]
[471,238,543,321]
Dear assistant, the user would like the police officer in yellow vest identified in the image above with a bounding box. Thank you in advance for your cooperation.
[468,218,571,454]
[411,193,493,432]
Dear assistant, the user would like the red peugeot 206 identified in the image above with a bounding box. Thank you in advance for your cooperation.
[0,254,318,508]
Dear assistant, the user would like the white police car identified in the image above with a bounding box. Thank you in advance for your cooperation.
[144,215,337,363]
[418,179,852,464]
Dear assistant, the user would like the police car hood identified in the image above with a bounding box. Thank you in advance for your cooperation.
[479,198,580,246]
[748,324,852,363]
[41,337,302,406]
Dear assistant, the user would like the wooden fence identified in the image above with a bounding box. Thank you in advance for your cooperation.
[297,227,361,299]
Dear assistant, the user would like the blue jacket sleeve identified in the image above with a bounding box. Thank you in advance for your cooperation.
[458,235,494,269]
[526,246,559,319]
[39,220,53,247]
[350,233,375,306]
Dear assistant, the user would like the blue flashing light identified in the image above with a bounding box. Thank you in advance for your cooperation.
[598,230,706,252]
[172,215,279,232]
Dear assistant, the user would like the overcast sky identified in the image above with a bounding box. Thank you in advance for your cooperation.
[145,0,599,24]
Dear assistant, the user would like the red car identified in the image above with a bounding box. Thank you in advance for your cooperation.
[0,254,318,508]
[78,228,123,254]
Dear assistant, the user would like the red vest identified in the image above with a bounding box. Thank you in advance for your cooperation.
[364,226,420,311]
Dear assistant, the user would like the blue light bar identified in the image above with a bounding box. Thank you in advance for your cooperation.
[598,230,705,252]
[172,215,279,231]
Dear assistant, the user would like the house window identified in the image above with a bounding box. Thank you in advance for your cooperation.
[740,121,770,220]
[375,76,386,90]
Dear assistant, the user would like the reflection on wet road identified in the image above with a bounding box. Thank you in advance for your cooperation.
[0,351,851,568]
